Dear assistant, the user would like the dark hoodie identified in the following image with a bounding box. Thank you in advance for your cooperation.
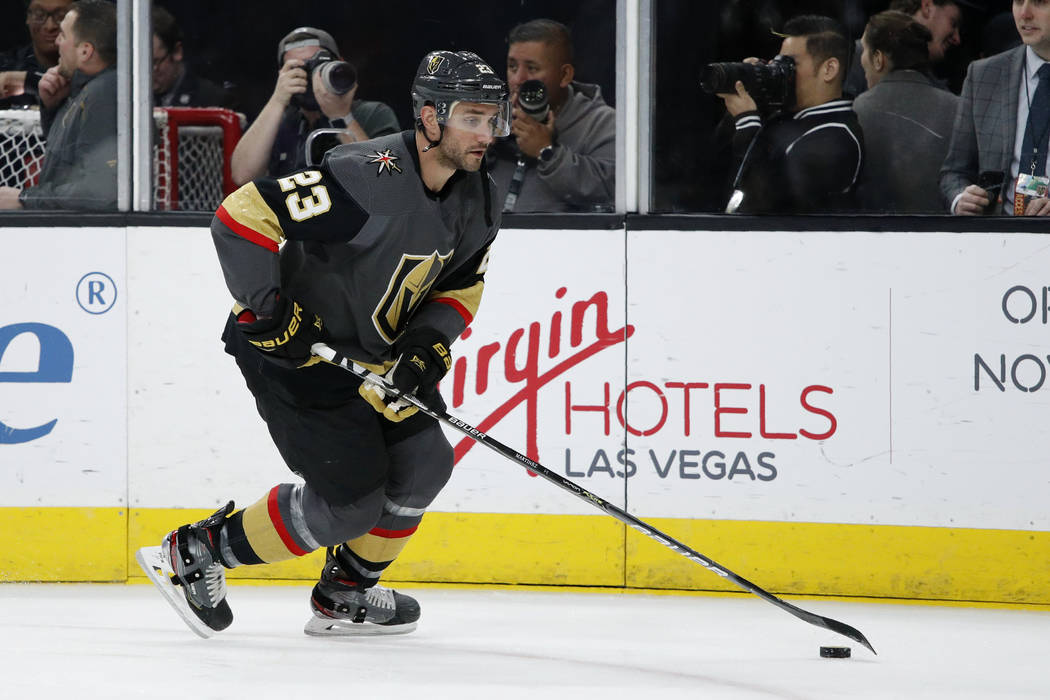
[488,81,615,212]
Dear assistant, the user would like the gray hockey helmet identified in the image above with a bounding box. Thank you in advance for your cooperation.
[412,50,510,137]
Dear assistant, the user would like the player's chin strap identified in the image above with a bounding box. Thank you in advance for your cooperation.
[418,120,443,152]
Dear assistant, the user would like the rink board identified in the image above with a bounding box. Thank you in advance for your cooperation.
[3,506,1046,605]
[1,224,1048,603]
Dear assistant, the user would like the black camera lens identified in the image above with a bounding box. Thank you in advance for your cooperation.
[518,79,549,123]
[320,61,357,95]
[700,63,742,94]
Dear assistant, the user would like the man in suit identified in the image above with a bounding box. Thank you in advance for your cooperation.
[854,11,959,212]
[940,0,1050,216]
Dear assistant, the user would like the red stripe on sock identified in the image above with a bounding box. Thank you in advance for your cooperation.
[267,486,308,556]
[368,525,419,539]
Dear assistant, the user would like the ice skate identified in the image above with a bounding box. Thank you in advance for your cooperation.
[304,546,420,636]
[136,502,235,638]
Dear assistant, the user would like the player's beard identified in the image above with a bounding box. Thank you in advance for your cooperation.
[435,135,488,172]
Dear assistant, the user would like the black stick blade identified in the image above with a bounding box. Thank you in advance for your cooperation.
[820,615,877,655]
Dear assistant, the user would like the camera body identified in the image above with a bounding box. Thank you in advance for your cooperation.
[700,54,796,113]
[518,79,550,123]
[294,49,358,111]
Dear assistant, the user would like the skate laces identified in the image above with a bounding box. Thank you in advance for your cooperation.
[203,561,227,605]
[364,585,396,611]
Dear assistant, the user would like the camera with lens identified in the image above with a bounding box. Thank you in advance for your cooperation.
[294,49,358,111]
[518,79,550,123]
[699,54,796,114]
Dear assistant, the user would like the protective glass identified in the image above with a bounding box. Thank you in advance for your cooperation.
[443,101,511,138]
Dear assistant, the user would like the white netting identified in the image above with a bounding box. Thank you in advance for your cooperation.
[0,110,45,190]
[153,109,234,211]
[0,108,238,211]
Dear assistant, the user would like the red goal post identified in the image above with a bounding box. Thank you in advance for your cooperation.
[0,106,243,211]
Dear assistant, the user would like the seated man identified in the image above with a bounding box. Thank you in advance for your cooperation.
[0,0,74,108]
[854,11,958,213]
[718,15,864,214]
[229,26,399,185]
[941,0,1050,216]
[152,5,233,108]
[0,0,117,211]
[487,18,615,213]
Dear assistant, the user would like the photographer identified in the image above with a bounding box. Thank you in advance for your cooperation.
[714,15,864,215]
[488,19,615,213]
[230,26,399,186]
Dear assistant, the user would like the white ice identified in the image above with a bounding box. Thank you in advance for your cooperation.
[1,583,1047,699]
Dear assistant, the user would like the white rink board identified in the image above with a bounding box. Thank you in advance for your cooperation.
[8,223,1049,534]
[125,227,628,514]
[126,226,287,508]
[626,229,1050,530]
[0,227,126,507]
[428,228,629,514]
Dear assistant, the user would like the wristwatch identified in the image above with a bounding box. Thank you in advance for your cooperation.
[538,144,556,163]
[330,113,354,130]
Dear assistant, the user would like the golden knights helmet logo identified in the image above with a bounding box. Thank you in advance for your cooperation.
[426,54,445,75]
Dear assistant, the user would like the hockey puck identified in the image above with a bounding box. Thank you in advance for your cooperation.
[819,646,851,658]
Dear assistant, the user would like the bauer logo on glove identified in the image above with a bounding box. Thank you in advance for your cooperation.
[238,295,326,365]
[358,327,453,422]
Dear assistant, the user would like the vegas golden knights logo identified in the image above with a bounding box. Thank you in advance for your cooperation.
[373,250,453,343]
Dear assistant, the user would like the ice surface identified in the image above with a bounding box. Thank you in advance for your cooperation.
[0,583,1047,699]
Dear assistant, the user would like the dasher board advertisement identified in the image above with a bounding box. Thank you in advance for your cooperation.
[0,227,126,507]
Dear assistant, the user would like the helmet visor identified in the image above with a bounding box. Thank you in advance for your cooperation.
[444,100,511,138]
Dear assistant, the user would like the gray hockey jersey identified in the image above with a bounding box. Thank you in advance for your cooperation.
[212,130,501,371]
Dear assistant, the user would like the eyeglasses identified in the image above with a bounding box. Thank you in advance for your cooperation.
[152,51,172,70]
[27,7,69,25]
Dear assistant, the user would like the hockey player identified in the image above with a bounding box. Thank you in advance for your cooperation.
[137,49,509,638]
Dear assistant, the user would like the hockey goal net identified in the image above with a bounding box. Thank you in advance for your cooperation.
[0,106,243,211]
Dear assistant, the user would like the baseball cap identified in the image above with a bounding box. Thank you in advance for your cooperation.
[277,27,340,64]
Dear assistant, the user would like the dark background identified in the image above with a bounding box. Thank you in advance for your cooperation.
[0,0,1023,213]
[651,0,1015,211]
[154,0,617,129]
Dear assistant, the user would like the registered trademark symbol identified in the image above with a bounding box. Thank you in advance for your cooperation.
[76,272,118,315]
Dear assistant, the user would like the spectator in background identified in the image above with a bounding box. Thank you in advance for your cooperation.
[0,0,117,211]
[0,0,74,108]
[487,19,615,213]
[230,26,399,186]
[941,0,1050,216]
[844,0,969,97]
[718,15,864,215]
[152,5,232,108]
[981,10,1022,58]
[854,11,958,213]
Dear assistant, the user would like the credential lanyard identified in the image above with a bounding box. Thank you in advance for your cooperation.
[502,157,527,212]
[1024,72,1050,175]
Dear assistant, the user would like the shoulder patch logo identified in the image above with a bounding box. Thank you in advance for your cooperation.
[427,55,445,75]
[365,149,403,177]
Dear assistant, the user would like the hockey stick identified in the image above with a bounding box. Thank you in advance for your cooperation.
[312,342,876,655]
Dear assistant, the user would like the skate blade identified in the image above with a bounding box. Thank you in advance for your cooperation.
[135,545,215,640]
[303,614,418,637]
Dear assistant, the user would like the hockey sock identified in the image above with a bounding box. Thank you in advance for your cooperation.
[223,484,320,566]
[338,520,420,587]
